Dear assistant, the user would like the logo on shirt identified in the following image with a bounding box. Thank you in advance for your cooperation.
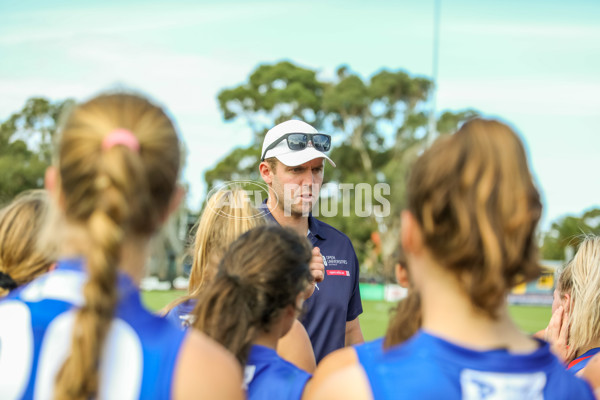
[325,255,348,266]
[460,369,546,400]
[326,270,350,277]
[179,314,196,328]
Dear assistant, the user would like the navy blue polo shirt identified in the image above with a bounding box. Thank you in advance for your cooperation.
[260,203,363,363]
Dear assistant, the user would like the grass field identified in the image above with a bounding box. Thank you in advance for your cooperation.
[142,290,551,340]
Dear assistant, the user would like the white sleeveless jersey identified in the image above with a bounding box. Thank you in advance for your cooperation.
[0,258,186,399]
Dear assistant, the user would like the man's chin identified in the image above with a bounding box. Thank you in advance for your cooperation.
[284,205,314,218]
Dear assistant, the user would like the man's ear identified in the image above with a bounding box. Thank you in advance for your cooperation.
[259,161,274,185]
[401,210,424,256]
[161,185,185,223]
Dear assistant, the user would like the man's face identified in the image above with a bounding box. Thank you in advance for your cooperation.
[268,158,325,217]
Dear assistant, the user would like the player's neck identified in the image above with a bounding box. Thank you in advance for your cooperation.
[418,262,537,354]
[254,329,280,350]
[118,238,151,285]
[59,222,150,286]
[576,341,600,359]
[267,197,309,237]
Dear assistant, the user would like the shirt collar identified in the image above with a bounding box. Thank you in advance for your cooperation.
[307,214,325,240]
[248,344,280,362]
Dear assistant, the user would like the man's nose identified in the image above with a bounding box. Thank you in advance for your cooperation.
[301,170,315,186]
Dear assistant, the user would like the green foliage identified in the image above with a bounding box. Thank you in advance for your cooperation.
[217,61,324,143]
[436,109,480,135]
[0,97,74,204]
[204,145,261,189]
[209,61,479,280]
[541,208,600,260]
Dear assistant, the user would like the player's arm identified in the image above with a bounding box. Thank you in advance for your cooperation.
[303,346,358,399]
[345,317,364,346]
[277,319,317,373]
[172,330,244,400]
[305,364,373,400]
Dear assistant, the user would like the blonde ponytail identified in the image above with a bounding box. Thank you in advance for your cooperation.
[0,190,53,297]
[52,93,180,399]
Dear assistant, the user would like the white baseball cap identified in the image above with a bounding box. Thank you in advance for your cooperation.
[260,120,336,167]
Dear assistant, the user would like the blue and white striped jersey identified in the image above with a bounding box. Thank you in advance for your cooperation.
[0,258,186,400]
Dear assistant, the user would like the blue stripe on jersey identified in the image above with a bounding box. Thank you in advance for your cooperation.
[245,345,311,400]
[359,330,594,400]
[0,258,186,400]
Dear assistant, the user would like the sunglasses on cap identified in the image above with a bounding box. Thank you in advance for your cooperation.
[261,133,332,161]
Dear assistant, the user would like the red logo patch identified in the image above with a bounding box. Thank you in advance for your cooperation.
[326,270,350,277]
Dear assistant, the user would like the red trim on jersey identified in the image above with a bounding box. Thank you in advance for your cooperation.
[568,355,594,370]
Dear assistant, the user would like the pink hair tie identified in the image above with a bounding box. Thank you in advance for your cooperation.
[102,129,140,152]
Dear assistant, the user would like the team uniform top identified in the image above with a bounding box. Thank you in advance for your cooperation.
[567,347,600,374]
[244,344,311,400]
[358,330,594,400]
[0,258,186,400]
[167,303,311,399]
[261,202,363,363]
[166,298,196,329]
[354,337,384,366]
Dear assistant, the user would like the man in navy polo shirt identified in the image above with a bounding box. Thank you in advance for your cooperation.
[258,119,364,363]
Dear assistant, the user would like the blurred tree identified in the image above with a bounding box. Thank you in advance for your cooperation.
[217,61,325,144]
[541,208,600,260]
[0,97,74,204]
[208,61,478,280]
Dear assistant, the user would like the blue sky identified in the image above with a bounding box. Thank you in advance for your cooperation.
[1,0,599,229]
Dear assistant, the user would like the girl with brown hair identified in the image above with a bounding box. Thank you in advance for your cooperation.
[164,187,318,373]
[0,93,243,399]
[191,224,314,400]
[307,119,594,399]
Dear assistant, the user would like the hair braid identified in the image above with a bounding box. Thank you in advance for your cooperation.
[52,93,174,399]
[54,160,142,399]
